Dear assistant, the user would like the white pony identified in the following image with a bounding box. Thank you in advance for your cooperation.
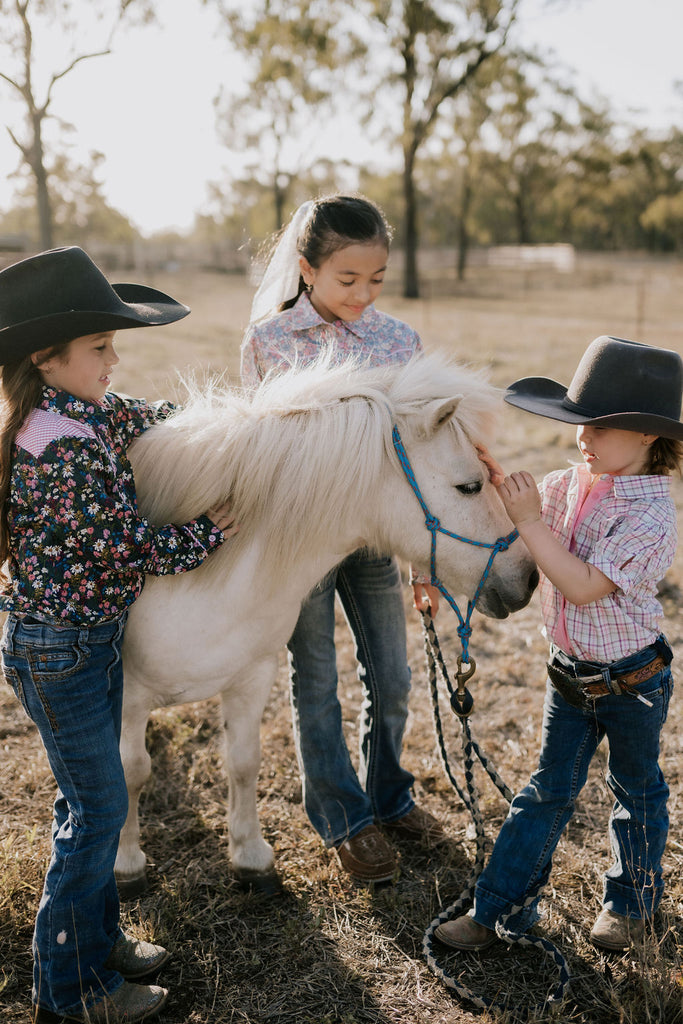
[115,352,537,895]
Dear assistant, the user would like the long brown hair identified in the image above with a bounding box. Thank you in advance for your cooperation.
[0,343,69,586]
[646,436,683,476]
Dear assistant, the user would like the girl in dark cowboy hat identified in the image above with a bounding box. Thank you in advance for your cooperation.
[436,335,683,956]
[0,247,237,1023]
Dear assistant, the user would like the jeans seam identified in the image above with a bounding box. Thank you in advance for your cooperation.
[528,709,596,891]
[336,564,381,815]
[34,676,60,733]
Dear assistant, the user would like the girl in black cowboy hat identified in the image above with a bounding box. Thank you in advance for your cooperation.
[436,335,682,956]
[0,248,237,1023]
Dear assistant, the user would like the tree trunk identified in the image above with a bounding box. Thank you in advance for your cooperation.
[33,117,53,250]
[402,148,420,299]
[457,167,472,281]
[514,188,531,245]
[274,180,286,232]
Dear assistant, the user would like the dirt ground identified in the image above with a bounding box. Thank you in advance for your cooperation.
[1,254,683,1023]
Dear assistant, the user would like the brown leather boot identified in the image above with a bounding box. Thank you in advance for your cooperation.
[383,805,446,843]
[35,981,168,1023]
[336,824,398,882]
[435,913,497,951]
[589,908,645,951]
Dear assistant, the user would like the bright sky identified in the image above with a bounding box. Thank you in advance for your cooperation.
[0,0,680,237]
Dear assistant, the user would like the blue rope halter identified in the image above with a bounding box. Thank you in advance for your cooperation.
[392,425,518,665]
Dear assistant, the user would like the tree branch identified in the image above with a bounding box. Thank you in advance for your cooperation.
[45,49,112,106]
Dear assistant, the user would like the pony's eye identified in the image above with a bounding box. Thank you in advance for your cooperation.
[456,480,483,495]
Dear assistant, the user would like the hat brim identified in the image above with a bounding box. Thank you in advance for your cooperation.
[505,376,683,441]
[0,281,189,363]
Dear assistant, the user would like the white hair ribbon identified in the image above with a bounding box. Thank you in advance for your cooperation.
[249,201,315,325]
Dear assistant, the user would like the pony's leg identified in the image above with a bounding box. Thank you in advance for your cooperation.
[115,685,153,899]
[218,656,281,894]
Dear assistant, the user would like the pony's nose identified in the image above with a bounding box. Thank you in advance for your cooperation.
[529,568,540,592]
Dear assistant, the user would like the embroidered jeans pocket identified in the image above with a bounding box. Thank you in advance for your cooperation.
[27,642,86,682]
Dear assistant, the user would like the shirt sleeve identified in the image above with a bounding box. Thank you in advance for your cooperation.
[588,504,678,594]
[240,325,263,386]
[106,392,178,446]
[34,439,224,578]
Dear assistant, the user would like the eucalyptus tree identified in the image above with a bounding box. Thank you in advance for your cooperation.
[0,149,138,247]
[357,0,521,297]
[209,0,365,234]
[0,0,152,249]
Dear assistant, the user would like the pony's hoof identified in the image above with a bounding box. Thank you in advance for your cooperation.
[234,867,284,898]
[116,872,149,901]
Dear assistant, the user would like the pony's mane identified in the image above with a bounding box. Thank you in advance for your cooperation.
[129,352,501,585]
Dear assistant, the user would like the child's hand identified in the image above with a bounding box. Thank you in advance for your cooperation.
[206,499,240,537]
[475,444,506,487]
[498,471,541,527]
[412,579,441,616]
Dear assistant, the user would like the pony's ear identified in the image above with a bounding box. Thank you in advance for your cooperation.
[424,396,462,436]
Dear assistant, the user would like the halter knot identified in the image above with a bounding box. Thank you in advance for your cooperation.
[493,529,519,553]
[425,513,441,532]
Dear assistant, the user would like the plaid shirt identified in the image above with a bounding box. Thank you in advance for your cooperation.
[240,291,422,386]
[1,387,224,625]
[539,463,677,662]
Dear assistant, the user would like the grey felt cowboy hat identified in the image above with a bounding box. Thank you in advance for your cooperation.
[0,246,190,364]
[505,335,683,441]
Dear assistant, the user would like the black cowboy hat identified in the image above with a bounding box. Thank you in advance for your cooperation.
[0,246,190,364]
[505,335,683,441]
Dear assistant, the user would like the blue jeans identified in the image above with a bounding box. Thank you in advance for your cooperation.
[472,643,673,931]
[2,613,129,1016]
[288,551,415,845]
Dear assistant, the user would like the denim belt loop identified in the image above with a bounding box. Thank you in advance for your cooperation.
[601,666,622,696]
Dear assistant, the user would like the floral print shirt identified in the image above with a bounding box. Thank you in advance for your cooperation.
[1,386,224,625]
[240,291,422,386]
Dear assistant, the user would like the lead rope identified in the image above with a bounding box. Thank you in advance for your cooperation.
[420,610,572,1013]
[390,426,571,1011]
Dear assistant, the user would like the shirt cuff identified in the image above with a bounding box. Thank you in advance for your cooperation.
[190,514,225,551]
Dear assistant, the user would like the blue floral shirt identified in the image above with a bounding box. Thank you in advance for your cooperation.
[1,387,224,624]
[240,291,422,386]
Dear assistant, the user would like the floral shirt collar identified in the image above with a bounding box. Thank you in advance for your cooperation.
[240,291,422,388]
[39,386,111,430]
[281,291,377,341]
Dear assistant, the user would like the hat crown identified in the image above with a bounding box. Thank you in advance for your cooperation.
[0,246,189,364]
[564,336,683,422]
[0,247,119,328]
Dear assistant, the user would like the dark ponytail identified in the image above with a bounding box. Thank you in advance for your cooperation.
[277,194,392,312]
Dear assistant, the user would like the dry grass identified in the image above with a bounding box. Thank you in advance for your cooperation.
[1,254,683,1022]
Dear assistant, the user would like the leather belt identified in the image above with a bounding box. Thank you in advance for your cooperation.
[575,655,666,697]
[547,653,667,708]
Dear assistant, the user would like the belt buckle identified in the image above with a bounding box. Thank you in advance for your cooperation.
[577,669,612,700]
